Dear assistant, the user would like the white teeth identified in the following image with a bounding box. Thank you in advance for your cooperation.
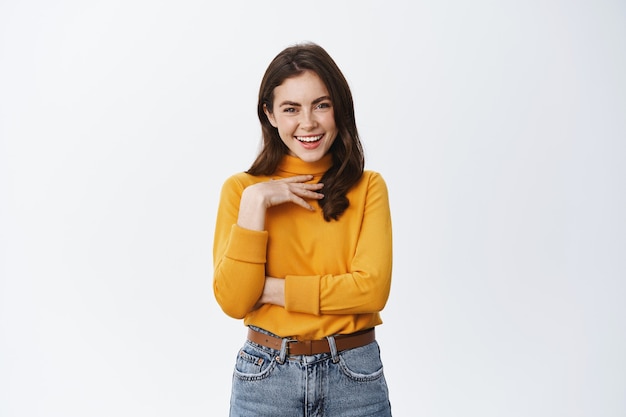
[296,135,323,143]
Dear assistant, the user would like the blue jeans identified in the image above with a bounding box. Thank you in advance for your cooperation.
[229,327,392,417]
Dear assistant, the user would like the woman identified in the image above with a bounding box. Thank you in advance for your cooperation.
[213,42,393,416]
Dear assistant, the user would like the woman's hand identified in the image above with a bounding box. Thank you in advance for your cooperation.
[237,175,324,231]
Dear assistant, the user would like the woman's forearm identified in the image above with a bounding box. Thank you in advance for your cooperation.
[258,276,285,307]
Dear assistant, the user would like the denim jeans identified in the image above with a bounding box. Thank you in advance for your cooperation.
[229,327,392,417]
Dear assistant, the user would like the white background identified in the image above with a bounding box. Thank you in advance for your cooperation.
[1,1,625,416]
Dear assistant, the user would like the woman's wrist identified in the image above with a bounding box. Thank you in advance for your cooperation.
[237,187,267,231]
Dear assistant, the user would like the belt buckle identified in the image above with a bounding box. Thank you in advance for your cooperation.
[276,338,296,364]
[287,339,313,356]
[284,338,298,356]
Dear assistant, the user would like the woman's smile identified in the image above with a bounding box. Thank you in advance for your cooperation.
[295,134,324,143]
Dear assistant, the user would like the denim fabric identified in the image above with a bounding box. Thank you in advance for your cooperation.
[229,328,392,417]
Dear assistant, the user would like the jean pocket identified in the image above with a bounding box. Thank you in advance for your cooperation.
[338,341,385,382]
[233,342,276,381]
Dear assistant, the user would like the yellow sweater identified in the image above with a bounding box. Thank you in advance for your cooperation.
[213,154,392,340]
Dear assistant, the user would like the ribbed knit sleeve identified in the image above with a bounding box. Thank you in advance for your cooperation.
[284,172,392,316]
[213,175,269,319]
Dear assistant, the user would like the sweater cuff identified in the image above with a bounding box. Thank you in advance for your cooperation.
[224,224,268,264]
[284,275,320,315]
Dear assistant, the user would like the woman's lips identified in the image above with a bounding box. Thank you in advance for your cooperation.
[295,134,323,143]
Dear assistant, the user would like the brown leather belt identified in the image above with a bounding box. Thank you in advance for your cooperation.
[247,327,375,356]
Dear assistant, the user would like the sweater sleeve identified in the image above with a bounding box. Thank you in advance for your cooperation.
[284,172,393,315]
[213,176,268,319]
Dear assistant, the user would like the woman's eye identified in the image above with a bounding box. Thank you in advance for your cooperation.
[316,102,331,109]
[283,107,296,113]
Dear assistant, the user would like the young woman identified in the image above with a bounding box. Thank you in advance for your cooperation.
[213,42,393,416]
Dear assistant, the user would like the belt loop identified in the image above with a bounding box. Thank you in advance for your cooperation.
[276,337,290,364]
[326,335,340,363]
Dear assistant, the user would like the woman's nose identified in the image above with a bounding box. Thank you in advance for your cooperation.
[300,111,317,130]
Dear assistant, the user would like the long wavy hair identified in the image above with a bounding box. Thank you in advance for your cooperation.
[247,42,364,221]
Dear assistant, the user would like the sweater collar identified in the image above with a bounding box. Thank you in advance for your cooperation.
[275,154,333,176]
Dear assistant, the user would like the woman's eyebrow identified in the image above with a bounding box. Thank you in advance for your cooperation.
[312,95,331,104]
[278,96,332,107]
[278,100,301,107]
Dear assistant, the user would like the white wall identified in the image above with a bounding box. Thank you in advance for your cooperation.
[1,1,625,416]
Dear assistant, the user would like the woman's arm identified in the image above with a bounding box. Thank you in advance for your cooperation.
[213,174,323,318]
[257,276,285,307]
[282,173,393,315]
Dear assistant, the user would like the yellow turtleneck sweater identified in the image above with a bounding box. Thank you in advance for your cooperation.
[213,154,392,340]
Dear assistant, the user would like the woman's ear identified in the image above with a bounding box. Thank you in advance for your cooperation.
[263,104,278,128]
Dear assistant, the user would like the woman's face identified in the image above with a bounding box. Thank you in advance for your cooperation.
[265,70,338,163]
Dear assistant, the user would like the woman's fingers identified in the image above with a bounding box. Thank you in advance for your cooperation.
[289,182,324,197]
[288,194,317,211]
[262,175,324,209]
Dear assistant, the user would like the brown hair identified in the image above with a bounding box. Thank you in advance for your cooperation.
[247,42,364,221]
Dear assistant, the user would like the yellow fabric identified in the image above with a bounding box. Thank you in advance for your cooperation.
[213,154,393,340]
